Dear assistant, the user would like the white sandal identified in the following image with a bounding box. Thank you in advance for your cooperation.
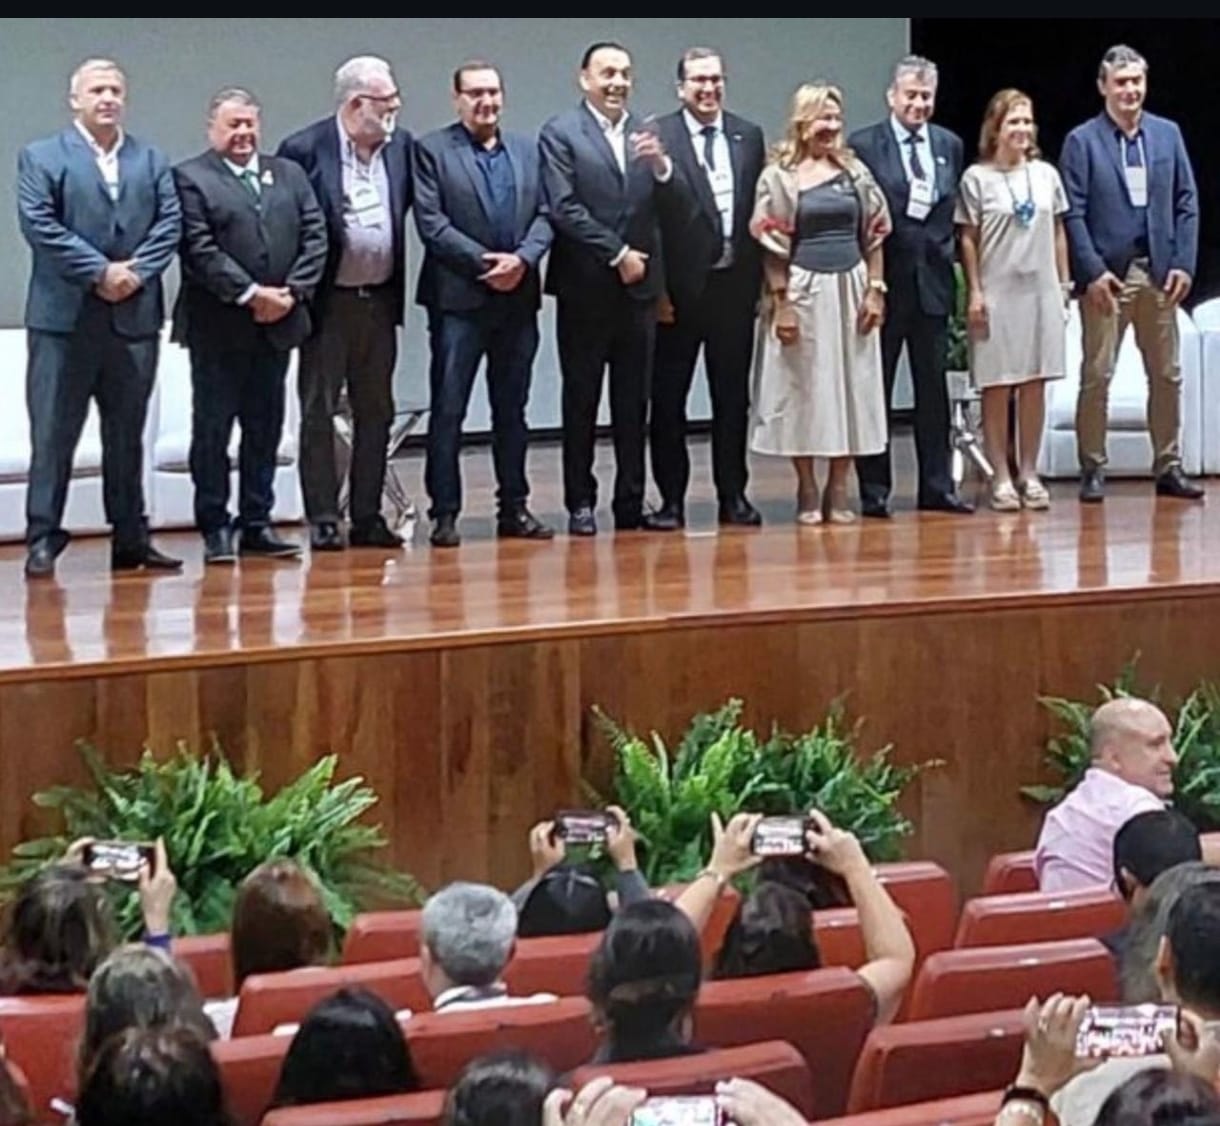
[1018,477,1050,510]
[990,482,1022,512]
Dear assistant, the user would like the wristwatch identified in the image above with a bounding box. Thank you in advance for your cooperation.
[1001,1085,1049,1112]
[867,278,888,294]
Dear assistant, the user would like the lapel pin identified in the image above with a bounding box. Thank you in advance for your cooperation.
[936,155,946,165]
[261,169,274,186]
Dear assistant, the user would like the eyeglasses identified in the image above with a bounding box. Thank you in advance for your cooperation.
[360,90,400,104]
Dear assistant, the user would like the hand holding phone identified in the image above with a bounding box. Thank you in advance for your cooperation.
[553,809,620,846]
[751,816,810,857]
[630,1096,724,1126]
[1075,1003,1180,1059]
[81,840,155,883]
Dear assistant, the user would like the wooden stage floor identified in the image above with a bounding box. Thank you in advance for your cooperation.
[2,438,1219,894]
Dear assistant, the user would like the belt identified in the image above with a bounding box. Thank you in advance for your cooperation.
[334,282,394,299]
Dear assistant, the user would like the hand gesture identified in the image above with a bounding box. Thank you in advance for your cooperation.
[479,252,527,293]
[1166,1008,1220,1083]
[604,805,639,872]
[715,1077,808,1126]
[542,1078,647,1126]
[529,820,566,878]
[617,249,648,287]
[1085,272,1122,316]
[1164,268,1192,307]
[250,286,294,324]
[1014,993,1095,1099]
[708,811,762,880]
[137,838,177,937]
[804,809,869,878]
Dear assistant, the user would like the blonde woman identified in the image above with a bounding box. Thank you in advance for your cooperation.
[751,83,891,525]
[956,89,1069,512]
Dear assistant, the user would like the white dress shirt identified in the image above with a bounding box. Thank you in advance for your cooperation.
[74,119,123,200]
[683,108,735,263]
[889,113,935,196]
[586,100,628,173]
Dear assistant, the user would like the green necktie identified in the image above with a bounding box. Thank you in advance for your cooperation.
[240,168,260,201]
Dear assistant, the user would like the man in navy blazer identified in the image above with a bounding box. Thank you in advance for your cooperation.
[17,58,182,579]
[1061,44,1203,503]
[540,42,677,536]
[849,55,971,518]
[277,55,414,552]
[414,61,554,548]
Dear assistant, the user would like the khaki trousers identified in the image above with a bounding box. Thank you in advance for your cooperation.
[1076,260,1181,474]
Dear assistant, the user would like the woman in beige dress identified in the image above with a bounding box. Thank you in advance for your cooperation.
[751,83,891,524]
[956,88,1070,512]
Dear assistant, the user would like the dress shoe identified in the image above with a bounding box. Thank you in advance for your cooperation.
[718,496,761,527]
[112,542,184,572]
[918,492,974,515]
[430,515,461,548]
[238,526,301,559]
[1156,466,1205,500]
[24,541,57,579]
[310,522,346,551]
[1079,468,1105,504]
[497,507,554,540]
[860,495,892,519]
[203,526,237,565]
[648,503,685,531]
[568,506,597,537]
[350,516,405,548]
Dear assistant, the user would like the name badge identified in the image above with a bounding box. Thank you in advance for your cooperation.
[348,180,387,228]
[1125,164,1148,208]
[907,177,934,222]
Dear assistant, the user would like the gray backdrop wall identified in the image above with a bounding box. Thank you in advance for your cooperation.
[0,18,908,429]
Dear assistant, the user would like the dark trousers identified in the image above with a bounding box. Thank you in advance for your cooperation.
[298,286,397,526]
[651,270,754,509]
[25,299,157,550]
[856,284,953,505]
[188,340,289,534]
[557,291,654,520]
[424,303,539,519]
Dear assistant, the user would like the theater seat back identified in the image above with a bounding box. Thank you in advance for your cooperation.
[658,883,742,966]
[173,932,234,1000]
[874,861,957,957]
[696,966,874,1119]
[846,1009,1026,1113]
[570,1040,814,1119]
[0,993,85,1122]
[908,938,1118,1020]
[981,851,1038,896]
[815,907,867,968]
[341,911,422,964]
[260,1090,446,1126]
[819,1089,1002,1126]
[213,1033,291,1126]
[503,932,601,998]
[954,888,1124,948]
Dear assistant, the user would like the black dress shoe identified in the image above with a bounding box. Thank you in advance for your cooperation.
[860,496,892,520]
[1156,466,1205,500]
[310,522,346,551]
[350,516,405,548]
[568,506,597,537]
[497,507,554,540]
[112,542,184,571]
[203,527,237,565]
[718,496,761,527]
[24,541,57,579]
[1079,468,1105,504]
[239,526,301,558]
[918,493,974,515]
[648,503,685,531]
[430,515,461,548]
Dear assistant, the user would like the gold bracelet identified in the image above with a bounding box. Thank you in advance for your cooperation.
[695,868,729,890]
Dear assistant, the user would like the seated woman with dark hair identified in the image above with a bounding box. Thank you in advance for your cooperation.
[444,1051,554,1126]
[272,987,417,1108]
[713,881,821,979]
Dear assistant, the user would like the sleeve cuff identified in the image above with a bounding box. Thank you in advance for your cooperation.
[236,284,258,306]
[609,246,629,268]
[144,932,172,951]
[652,157,674,184]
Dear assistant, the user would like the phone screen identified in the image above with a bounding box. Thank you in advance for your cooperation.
[751,816,809,857]
[1075,1004,1180,1058]
[629,1096,723,1126]
[554,810,617,846]
[83,841,154,882]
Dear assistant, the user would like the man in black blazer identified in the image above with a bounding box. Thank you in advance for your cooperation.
[414,61,554,548]
[172,88,328,564]
[651,48,765,530]
[849,55,971,517]
[540,41,677,536]
[277,55,413,551]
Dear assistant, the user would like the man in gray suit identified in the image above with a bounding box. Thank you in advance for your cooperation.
[414,61,554,548]
[17,58,182,578]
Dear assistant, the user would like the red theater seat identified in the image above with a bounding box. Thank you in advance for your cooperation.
[815,907,867,968]
[260,1090,446,1126]
[502,932,601,998]
[213,1033,290,1126]
[981,851,1038,896]
[658,882,742,966]
[232,959,429,1037]
[342,911,422,964]
[874,861,957,957]
[695,966,875,1120]
[954,888,1124,948]
[846,1009,1026,1113]
[0,993,85,1122]
[570,1040,814,1119]
[820,1089,1002,1126]
[173,932,234,1000]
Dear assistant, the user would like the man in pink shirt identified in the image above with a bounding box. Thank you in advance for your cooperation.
[1034,697,1175,891]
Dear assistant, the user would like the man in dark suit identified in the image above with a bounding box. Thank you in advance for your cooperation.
[1061,44,1203,503]
[414,61,554,548]
[172,88,328,564]
[849,55,971,518]
[277,55,413,552]
[540,41,677,536]
[17,58,183,578]
[651,47,765,530]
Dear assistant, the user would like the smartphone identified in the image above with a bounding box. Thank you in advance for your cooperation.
[751,815,810,857]
[82,840,155,882]
[630,1097,724,1126]
[553,810,619,846]
[1075,1003,1180,1059]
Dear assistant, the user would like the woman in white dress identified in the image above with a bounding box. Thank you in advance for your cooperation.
[956,89,1070,512]
[751,83,891,524]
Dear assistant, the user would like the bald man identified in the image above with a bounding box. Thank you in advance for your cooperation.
[1034,698,1176,892]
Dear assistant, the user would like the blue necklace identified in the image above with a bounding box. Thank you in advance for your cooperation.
[1002,162,1036,228]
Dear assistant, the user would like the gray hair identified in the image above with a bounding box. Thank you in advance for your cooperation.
[70,58,125,96]
[207,87,260,120]
[421,882,517,988]
[1099,44,1148,81]
[890,54,938,90]
[334,55,395,107]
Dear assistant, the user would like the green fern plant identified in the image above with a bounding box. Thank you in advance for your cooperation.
[0,742,423,940]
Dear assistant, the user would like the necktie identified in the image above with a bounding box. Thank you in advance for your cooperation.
[701,124,717,172]
[903,132,926,180]
[239,168,260,200]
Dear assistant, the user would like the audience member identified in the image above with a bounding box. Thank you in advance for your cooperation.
[1115,809,1202,910]
[756,854,849,909]
[74,1026,229,1126]
[272,987,418,1108]
[1035,698,1174,891]
[444,1051,554,1126]
[713,880,820,978]
[1095,1070,1220,1126]
[422,882,556,1012]
[540,1075,807,1126]
[514,806,649,938]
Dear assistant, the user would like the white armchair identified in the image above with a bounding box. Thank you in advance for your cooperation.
[1187,297,1220,474]
[1038,303,1203,478]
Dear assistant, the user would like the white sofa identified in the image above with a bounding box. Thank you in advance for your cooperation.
[1038,303,1204,478]
[1188,297,1220,475]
